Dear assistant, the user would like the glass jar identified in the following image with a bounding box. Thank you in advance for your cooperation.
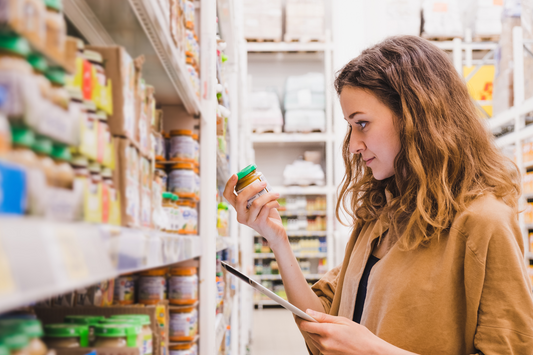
[93,324,137,349]
[175,199,192,235]
[168,162,195,198]
[189,200,198,234]
[138,268,167,305]
[109,315,152,355]
[0,332,29,355]
[98,319,142,353]
[43,324,89,348]
[169,307,197,342]
[82,100,98,161]
[44,0,66,64]
[162,192,175,232]
[0,319,45,355]
[64,316,105,346]
[235,164,272,209]
[169,130,194,162]
[51,143,74,189]
[96,110,110,165]
[32,136,56,187]
[193,167,200,199]
[114,274,136,305]
[168,267,198,305]
[27,53,51,102]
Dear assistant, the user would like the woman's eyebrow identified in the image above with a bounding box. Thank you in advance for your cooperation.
[348,111,364,119]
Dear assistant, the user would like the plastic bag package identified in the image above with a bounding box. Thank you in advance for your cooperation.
[284,109,325,133]
[422,0,464,37]
[248,91,283,133]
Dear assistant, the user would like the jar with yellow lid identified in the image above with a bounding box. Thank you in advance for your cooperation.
[43,324,89,349]
[0,332,29,355]
[235,164,272,209]
[169,307,197,342]
[64,316,104,346]
[168,162,196,198]
[169,342,197,355]
[98,319,142,353]
[92,324,137,349]
[138,268,167,305]
[0,319,45,355]
[169,130,194,162]
[168,267,198,305]
[109,315,152,355]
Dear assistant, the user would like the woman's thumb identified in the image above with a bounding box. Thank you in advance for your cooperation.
[306,309,341,324]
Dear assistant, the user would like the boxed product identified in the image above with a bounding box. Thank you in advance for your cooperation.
[284,73,325,110]
[248,91,284,134]
[140,157,152,228]
[385,0,422,36]
[422,0,464,38]
[473,0,503,36]
[76,280,115,307]
[284,109,326,133]
[86,46,138,143]
[284,0,325,42]
[134,57,152,158]
[243,0,282,41]
[115,138,141,227]
[0,160,27,214]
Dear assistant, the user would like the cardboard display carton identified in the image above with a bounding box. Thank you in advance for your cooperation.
[114,138,141,227]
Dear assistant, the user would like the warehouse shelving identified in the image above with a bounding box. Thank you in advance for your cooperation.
[253,253,327,259]
[251,132,333,143]
[246,41,332,53]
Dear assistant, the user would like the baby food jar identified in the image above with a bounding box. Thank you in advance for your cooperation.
[169,342,197,355]
[64,316,104,346]
[51,143,74,189]
[0,319,45,355]
[154,132,166,161]
[169,130,194,162]
[93,324,138,349]
[162,192,175,232]
[168,267,198,305]
[169,307,197,342]
[27,53,51,101]
[109,315,152,355]
[44,0,66,64]
[235,164,272,209]
[175,199,192,234]
[43,324,89,348]
[0,332,29,355]
[168,162,196,198]
[114,274,136,305]
[193,167,200,198]
[138,268,167,305]
[98,319,142,353]
[32,136,56,187]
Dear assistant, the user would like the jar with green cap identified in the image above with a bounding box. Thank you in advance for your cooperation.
[27,53,51,101]
[98,319,142,353]
[43,324,88,349]
[162,192,175,232]
[109,315,152,355]
[0,331,30,355]
[92,324,138,349]
[64,316,104,346]
[0,32,32,74]
[8,126,37,169]
[45,67,69,110]
[51,143,74,189]
[235,164,272,209]
[32,136,56,187]
[0,319,45,355]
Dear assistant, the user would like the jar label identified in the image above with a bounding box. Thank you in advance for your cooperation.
[168,275,198,301]
[114,276,135,302]
[168,170,195,194]
[143,333,153,355]
[138,276,166,300]
[169,310,197,337]
[170,136,194,160]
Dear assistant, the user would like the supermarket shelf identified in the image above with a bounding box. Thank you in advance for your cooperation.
[253,253,327,259]
[215,313,227,350]
[246,42,331,52]
[251,133,332,143]
[273,186,332,195]
[256,230,327,237]
[64,0,202,113]
[216,236,234,252]
[0,217,202,314]
[217,152,231,183]
[278,210,327,217]
[431,41,498,51]
[254,274,324,281]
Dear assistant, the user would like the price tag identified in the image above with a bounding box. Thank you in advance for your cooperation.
[0,239,15,295]
[54,227,89,281]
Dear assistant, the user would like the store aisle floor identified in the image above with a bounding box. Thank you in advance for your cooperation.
[251,308,309,355]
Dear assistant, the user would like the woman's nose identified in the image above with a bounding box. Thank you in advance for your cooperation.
[349,134,366,155]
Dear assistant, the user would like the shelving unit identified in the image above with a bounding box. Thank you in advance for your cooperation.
[253,253,327,259]
[253,274,324,281]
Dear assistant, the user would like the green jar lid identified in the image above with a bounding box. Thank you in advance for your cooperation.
[218,202,229,210]
[99,319,142,333]
[110,314,150,326]
[0,319,43,338]
[45,67,66,86]
[0,345,8,355]
[237,164,257,180]
[93,324,137,347]
[51,143,72,162]
[44,324,89,346]
[64,315,105,326]
[11,126,35,148]
[27,53,48,73]
[171,194,178,201]
[0,332,29,350]
[0,32,30,57]
[162,192,173,199]
[44,0,62,11]
[32,136,53,155]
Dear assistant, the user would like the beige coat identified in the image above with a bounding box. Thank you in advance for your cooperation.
[308,194,533,354]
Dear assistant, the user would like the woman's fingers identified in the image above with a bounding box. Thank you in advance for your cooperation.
[222,174,238,207]
[247,193,280,224]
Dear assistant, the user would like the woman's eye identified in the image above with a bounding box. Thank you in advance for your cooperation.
[355,121,367,129]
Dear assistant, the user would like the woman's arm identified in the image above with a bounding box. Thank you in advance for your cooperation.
[223,175,324,314]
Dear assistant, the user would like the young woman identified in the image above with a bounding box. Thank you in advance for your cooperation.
[223,35,533,354]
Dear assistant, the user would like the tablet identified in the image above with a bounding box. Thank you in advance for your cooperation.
[221,261,318,323]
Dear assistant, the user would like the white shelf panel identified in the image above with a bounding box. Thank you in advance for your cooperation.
[251,133,331,143]
[0,217,202,313]
[215,313,227,350]
[216,236,234,252]
[64,0,201,113]
[246,42,330,52]
[279,210,326,217]
[273,186,332,195]
[254,253,327,259]
[431,41,498,51]
[253,274,324,281]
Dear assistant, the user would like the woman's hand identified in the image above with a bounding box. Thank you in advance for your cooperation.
[296,309,417,355]
[223,175,286,248]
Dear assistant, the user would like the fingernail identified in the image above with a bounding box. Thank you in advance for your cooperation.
[307,309,316,315]
[275,193,280,198]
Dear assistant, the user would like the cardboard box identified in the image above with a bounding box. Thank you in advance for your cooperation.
[34,302,169,355]
[114,138,141,227]
[86,46,138,143]
[0,0,46,49]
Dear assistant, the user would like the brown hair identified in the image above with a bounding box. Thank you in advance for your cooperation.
[335,35,520,250]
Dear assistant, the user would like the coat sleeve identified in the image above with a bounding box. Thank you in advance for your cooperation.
[462,203,533,355]
[310,264,342,314]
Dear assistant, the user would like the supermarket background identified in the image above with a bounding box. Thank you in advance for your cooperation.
[0,0,531,355]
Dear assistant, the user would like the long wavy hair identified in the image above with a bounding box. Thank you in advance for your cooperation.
[335,35,521,250]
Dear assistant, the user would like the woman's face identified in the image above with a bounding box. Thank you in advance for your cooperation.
[340,86,401,180]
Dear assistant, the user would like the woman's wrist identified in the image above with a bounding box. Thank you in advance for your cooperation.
[267,232,290,255]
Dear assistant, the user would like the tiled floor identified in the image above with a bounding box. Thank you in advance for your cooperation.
[251,308,309,355]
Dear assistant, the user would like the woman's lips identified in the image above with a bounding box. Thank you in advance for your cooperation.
[365,158,375,165]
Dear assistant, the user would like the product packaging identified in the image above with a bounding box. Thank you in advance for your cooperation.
[140,157,152,228]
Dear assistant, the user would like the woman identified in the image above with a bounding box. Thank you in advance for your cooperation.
[223,35,533,354]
